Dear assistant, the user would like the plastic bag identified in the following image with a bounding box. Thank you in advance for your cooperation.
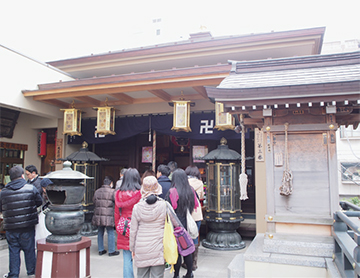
[163,213,178,273]
[186,209,198,239]
[35,210,51,243]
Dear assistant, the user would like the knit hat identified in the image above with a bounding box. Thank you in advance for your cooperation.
[141,176,162,198]
[40,178,53,188]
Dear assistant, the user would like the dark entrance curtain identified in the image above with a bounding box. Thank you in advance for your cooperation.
[68,112,244,145]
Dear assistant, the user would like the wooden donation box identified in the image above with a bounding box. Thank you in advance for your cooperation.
[36,237,91,278]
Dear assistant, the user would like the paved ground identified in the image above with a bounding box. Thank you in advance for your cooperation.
[0,235,251,278]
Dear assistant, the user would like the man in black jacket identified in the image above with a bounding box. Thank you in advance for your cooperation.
[0,166,42,278]
[25,165,42,198]
[157,164,171,199]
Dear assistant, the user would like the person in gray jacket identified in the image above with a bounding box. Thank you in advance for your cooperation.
[92,176,119,257]
[0,166,42,278]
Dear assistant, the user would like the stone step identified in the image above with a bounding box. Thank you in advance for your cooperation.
[263,233,334,258]
[243,234,330,268]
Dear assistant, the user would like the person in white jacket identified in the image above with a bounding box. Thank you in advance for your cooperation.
[130,176,167,278]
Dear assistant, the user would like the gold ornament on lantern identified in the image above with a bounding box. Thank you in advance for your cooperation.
[61,101,82,136]
[93,99,116,135]
[214,102,235,131]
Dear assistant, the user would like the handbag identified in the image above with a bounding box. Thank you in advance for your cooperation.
[165,201,195,256]
[116,208,131,237]
[173,226,195,257]
[163,213,178,273]
[186,209,198,239]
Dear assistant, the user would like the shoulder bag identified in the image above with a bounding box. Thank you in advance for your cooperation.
[186,209,199,239]
[116,207,131,237]
[163,210,178,272]
[165,201,195,256]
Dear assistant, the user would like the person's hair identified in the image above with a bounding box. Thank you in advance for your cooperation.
[25,165,38,174]
[157,164,170,177]
[141,169,155,184]
[185,165,201,180]
[120,168,127,175]
[10,166,24,181]
[120,168,141,191]
[170,168,195,215]
[167,161,177,173]
[103,176,114,185]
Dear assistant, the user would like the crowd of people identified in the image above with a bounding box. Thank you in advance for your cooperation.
[94,162,204,278]
[0,161,205,278]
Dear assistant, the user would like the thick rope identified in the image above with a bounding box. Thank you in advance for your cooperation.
[152,130,156,172]
[279,123,293,196]
[239,114,248,200]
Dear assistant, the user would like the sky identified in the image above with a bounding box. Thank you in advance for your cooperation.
[1,0,359,62]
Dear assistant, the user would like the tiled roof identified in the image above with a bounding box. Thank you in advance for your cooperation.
[219,64,360,89]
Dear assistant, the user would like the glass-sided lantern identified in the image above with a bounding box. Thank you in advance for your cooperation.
[94,106,116,135]
[171,100,192,132]
[214,102,235,131]
[202,137,246,250]
[61,108,82,136]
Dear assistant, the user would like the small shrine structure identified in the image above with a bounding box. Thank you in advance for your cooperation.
[206,51,360,276]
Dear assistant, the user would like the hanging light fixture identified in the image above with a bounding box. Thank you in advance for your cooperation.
[169,91,194,132]
[214,102,235,131]
[61,101,82,136]
[93,98,116,135]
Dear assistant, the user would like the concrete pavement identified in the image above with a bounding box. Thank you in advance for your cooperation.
[0,235,251,278]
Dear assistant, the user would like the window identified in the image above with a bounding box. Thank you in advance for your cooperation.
[340,125,360,138]
[341,162,360,182]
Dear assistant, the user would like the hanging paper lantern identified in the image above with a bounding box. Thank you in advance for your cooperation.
[94,106,116,135]
[171,100,192,132]
[61,108,82,136]
[214,102,235,131]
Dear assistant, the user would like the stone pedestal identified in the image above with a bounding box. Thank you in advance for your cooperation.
[202,220,246,250]
[35,237,91,278]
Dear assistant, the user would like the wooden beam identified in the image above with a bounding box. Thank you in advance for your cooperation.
[111,93,134,104]
[73,93,205,108]
[26,76,225,101]
[148,90,172,101]
[40,99,70,108]
[74,96,101,106]
[192,86,208,99]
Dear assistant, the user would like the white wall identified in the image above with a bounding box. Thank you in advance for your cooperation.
[0,45,73,119]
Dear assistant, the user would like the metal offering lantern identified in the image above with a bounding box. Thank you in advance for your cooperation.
[202,138,246,250]
[42,161,93,243]
[59,141,108,236]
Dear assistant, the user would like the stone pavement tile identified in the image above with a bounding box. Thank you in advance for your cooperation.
[0,235,252,278]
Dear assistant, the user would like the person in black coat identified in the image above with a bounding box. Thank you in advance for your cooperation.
[156,164,171,199]
[0,166,42,278]
[25,165,42,198]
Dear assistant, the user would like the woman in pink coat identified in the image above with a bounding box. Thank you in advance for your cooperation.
[115,168,142,278]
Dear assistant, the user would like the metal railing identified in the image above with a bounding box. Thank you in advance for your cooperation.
[333,201,360,278]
